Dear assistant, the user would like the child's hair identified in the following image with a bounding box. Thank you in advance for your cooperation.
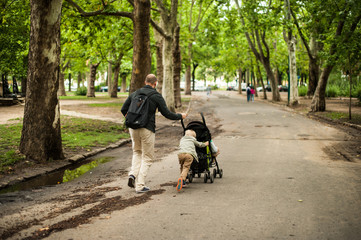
[185,130,196,138]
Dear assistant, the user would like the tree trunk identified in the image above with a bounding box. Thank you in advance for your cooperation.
[21,76,27,97]
[87,63,99,97]
[185,43,192,95]
[238,67,242,94]
[111,62,120,98]
[192,63,198,91]
[244,69,248,85]
[107,61,112,97]
[162,35,175,111]
[274,68,281,85]
[154,29,164,93]
[68,73,71,92]
[77,72,81,89]
[58,71,66,96]
[173,24,182,108]
[263,58,281,101]
[20,0,64,162]
[310,65,334,112]
[308,54,319,97]
[288,35,298,105]
[121,74,127,92]
[256,62,267,99]
[185,62,191,94]
[130,0,151,93]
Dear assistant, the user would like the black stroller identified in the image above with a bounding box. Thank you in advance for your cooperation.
[181,113,223,183]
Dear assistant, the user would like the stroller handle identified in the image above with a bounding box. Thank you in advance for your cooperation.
[181,112,207,136]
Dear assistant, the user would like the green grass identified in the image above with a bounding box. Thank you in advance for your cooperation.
[61,116,129,150]
[88,102,123,108]
[59,92,128,100]
[321,111,361,125]
[0,117,129,173]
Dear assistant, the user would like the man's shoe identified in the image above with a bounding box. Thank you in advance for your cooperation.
[176,178,183,192]
[128,175,135,188]
[136,186,150,194]
[182,180,188,188]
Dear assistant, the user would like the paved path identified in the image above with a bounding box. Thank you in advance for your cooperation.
[0,100,123,124]
[47,91,361,240]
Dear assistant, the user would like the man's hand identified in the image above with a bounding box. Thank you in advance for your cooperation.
[205,141,209,146]
[181,113,188,119]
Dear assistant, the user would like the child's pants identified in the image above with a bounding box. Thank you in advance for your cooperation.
[178,153,193,181]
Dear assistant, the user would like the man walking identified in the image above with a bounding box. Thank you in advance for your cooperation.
[121,74,187,193]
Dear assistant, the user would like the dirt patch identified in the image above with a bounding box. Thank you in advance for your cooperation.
[1,189,165,240]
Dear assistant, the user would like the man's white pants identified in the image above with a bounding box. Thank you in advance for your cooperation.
[129,128,155,191]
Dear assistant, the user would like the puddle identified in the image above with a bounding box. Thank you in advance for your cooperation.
[0,157,115,195]
[63,157,113,182]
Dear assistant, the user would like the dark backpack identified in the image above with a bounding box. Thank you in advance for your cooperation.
[125,90,157,129]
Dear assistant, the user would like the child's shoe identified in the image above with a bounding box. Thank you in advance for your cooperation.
[176,178,183,192]
[182,180,188,188]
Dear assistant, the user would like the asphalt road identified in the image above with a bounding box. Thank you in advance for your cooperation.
[47,91,361,240]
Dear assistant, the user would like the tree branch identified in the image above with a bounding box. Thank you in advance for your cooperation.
[290,7,312,59]
[65,0,133,19]
[255,30,266,60]
[261,30,270,59]
[127,0,134,7]
[153,0,170,22]
[170,0,179,25]
[150,19,171,39]
[193,0,214,33]
[235,0,262,62]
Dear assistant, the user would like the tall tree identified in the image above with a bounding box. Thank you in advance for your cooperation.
[311,3,361,111]
[235,0,281,101]
[283,0,298,105]
[151,0,179,111]
[20,0,64,161]
[182,0,214,95]
[65,0,151,93]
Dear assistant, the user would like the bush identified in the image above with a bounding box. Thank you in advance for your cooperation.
[298,86,308,96]
[325,85,340,98]
[211,85,219,90]
[75,86,87,96]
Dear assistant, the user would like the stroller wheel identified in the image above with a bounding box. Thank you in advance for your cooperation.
[219,169,223,178]
[213,168,217,178]
[210,172,214,183]
[203,173,208,183]
[189,173,193,183]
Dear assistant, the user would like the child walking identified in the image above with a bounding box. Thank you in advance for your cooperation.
[177,129,209,192]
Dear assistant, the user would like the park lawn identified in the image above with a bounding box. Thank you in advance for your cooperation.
[318,111,361,125]
[59,92,129,100]
[0,117,129,174]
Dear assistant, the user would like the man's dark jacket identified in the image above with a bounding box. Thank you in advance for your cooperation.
[121,85,182,133]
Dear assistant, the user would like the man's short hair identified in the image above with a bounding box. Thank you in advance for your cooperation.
[145,74,157,84]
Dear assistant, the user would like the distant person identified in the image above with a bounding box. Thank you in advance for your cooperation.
[177,129,209,192]
[206,85,212,101]
[121,74,187,193]
[250,86,255,102]
[246,83,251,102]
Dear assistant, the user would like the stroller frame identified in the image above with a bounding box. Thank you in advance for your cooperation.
[181,113,223,183]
